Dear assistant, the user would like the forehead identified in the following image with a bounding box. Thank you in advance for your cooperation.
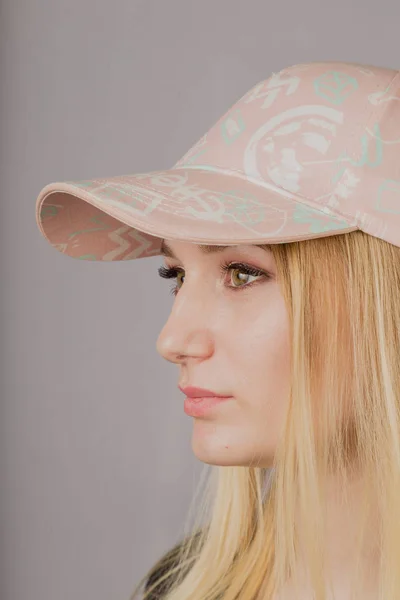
[160,239,274,259]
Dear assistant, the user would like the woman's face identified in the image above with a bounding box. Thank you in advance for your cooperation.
[156,240,291,468]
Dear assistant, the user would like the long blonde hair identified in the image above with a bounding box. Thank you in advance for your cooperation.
[129,230,400,600]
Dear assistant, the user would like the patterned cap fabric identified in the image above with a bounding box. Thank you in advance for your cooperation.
[35,60,400,261]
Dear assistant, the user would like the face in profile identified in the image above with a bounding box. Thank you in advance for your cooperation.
[156,240,291,468]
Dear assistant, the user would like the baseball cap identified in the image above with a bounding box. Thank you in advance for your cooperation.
[35,60,400,261]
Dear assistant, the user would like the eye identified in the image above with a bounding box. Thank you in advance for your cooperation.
[157,261,272,297]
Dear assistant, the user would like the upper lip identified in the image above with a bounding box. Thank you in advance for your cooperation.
[178,385,231,398]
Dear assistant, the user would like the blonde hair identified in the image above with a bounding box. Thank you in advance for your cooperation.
[129,230,400,600]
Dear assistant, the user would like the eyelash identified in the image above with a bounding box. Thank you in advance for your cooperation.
[157,261,271,297]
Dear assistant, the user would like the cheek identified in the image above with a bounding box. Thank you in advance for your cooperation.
[231,298,291,395]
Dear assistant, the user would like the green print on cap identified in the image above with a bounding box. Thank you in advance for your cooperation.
[375,179,400,214]
[68,215,111,239]
[332,121,384,184]
[40,205,59,219]
[180,148,208,165]
[314,71,358,105]
[64,180,96,187]
[221,109,246,145]
[182,190,265,225]
[292,204,350,233]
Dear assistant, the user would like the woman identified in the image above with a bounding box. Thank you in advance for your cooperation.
[35,60,400,599]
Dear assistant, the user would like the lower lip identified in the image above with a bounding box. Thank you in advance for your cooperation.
[184,396,233,417]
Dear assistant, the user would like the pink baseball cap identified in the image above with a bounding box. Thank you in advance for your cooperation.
[35,60,400,261]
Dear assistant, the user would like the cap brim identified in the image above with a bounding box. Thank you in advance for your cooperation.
[35,167,358,261]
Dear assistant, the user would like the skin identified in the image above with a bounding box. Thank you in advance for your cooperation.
[155,239,291,468]
[155,240,380,598]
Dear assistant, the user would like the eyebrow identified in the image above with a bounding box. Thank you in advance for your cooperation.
[160,239,273,259]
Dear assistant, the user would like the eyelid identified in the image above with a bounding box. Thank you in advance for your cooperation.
[157,261,273,296]
[162,255,272,271]
[161,260,273,277]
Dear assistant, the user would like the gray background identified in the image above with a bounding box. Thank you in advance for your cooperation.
[0,1,398,599]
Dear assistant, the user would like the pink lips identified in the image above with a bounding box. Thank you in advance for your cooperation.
[183,396,232,417]
[178,385,231,398]
[179,385,233,417]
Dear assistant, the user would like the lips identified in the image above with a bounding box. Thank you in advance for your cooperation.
[178,385,231,398]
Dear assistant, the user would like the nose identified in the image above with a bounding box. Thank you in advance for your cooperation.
[155,286,215,364]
